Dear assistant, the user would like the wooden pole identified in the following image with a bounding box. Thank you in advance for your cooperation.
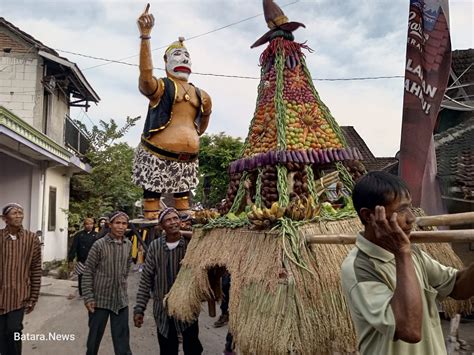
[305,230,474,245]
[416,211,474,227]
[208,300,216,317]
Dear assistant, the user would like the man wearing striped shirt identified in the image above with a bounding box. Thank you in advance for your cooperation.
[133,207,203,354]
[82,211,133,355]
[0,203,42,355]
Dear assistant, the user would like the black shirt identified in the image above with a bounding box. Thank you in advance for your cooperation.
[68,229,99,263]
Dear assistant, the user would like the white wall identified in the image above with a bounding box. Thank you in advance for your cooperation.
[42,166,71,262]
[30,165,43,236]
[47,91,69,144]
[0,152,36,230]
[1,52,69,148]
[0,152,73,262]
[0,55,39,126]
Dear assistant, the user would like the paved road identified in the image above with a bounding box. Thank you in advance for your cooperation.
[22,270,228,355]
[21,272,474,354]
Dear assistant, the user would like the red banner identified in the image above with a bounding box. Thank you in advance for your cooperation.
[399,0,451,211]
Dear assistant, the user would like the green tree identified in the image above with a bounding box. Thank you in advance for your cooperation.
[195,133,243,208]
[68,116,142,227]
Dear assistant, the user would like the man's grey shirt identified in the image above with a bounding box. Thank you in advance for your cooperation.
[82,234,132,314]
[134,236,191,337]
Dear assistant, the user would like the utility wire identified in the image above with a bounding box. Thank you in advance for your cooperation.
[78,108,96,127]
[52,1,404,81]
[77,0,300,71]
[316,75,404,81]
[42,48,405,81]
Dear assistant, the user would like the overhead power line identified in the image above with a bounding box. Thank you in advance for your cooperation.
[68,0,300,71]
[317,75,404,81]
[50,49,404,81]
[53,1,405,81]
[79,108,97,127]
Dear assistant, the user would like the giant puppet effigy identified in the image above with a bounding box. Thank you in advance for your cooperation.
[133,4,212,219]
[163,1,470,354]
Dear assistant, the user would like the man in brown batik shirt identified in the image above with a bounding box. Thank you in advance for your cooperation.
[0,203,42,355]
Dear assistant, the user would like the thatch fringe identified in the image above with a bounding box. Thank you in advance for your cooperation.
[164,266,210,323]
[166,228,283,323]
[166,213,470,354]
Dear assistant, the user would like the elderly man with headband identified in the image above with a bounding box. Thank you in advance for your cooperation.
[0,203,41,355]
[82,211,133,355]
[132,4,212,219]
[134,207,203,354]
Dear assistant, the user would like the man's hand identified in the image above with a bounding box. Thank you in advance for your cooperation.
[450,262,474,300]
[374,204,423,343]
[137,3,154,36]
[25,302,35,314]
[370,206,411,255]
[134,313,144,328]
[85,301,96,313]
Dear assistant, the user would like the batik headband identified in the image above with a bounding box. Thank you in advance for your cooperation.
[109,211,129,223]
[2,203,24,216]
[158,207,179,224]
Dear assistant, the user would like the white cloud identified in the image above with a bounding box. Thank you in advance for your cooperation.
[2,0,472,157]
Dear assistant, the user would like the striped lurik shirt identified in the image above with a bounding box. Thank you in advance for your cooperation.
[0,227,42,315]
[134,236,190,337]
[82,234,132,314]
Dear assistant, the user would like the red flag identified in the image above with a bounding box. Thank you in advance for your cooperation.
[399,0,451,213]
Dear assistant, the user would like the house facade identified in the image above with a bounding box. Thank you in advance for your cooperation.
[0,18,99,262]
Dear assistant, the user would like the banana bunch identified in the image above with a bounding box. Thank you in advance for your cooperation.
[194,209,221,224]
[285,196,319,221]
[247,202,286,228]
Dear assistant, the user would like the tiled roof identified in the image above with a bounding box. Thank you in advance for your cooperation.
[0,17,100,103]
[340,126,398,173]
[340,126,375,161]
[0,17,59,57]
[435,117,474,200]
[364,157,399,172]
[451,49,474,97]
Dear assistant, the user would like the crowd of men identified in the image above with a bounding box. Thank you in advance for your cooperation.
[1,172,474,355]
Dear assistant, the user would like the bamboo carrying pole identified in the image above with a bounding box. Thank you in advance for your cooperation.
[416,212,474,227]
[306,230,474,245]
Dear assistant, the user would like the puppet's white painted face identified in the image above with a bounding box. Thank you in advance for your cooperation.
[165,48,192,81]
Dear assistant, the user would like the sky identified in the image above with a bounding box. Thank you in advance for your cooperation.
[1,0,473,157]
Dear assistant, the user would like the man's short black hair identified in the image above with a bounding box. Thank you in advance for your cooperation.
[352,171,410,224]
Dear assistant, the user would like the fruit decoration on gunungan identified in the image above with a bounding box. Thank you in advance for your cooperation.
[164,2,468,354]
[203,0,366,229]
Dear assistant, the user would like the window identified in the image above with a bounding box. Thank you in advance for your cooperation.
[42,90,52,134]
[48,187,57,231]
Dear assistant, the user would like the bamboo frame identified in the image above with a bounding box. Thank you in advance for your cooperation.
[165,209,472,354]
[416,211,474,227]
[306,229,474,245]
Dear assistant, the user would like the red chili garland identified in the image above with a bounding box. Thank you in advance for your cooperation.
[259,37,313,66]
